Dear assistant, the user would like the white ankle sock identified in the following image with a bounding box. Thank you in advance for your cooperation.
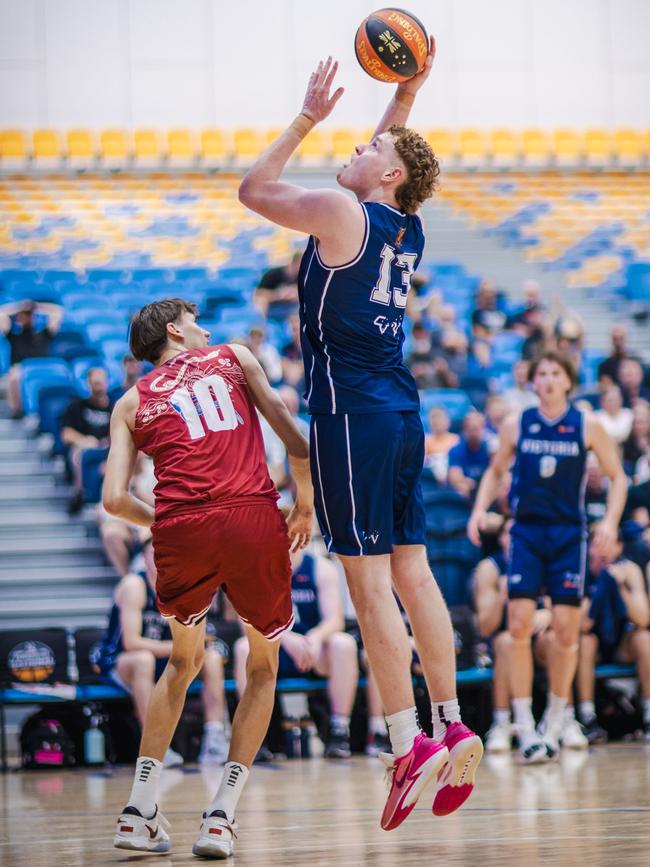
[208,761,250,822]
[204,721,225,734]
[563,704,576,722]
[579,700,596,722]
[431,698,461,741]
[127,756,162,819]
[545,694,567,735]
[512,697,536,735]
[386,707,421,757]
[494,708,511,727]
[370,715,388,736]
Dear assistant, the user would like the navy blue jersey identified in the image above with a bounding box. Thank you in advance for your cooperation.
[298,201,424,414]
[510,405,587,525]
[98,574,171,672]
[290,554,321,635]
[489,550,507,577]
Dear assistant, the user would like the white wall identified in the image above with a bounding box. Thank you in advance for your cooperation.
[0,0,648,130]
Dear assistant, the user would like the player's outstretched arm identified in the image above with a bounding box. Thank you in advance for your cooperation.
[467,413,519,546]
[238,57,363,246]
[231,345,314,550]
[372,35,436,138]
[102,391,155,528]
[587,415,628,554]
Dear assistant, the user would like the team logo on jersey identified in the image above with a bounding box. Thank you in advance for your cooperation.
[558,425,575,434]
[363,529,381,545]
[529,423,541,433]
[373,315,400,337]
[510,574,522,584]
[149,348,225,392]
[394,226,406,247]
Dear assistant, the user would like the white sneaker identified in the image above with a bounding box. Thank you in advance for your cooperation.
[163,747,184,768]
[199,727,229,766]
[485,721,513,753]
[192,809,237,859]
[114,805,171,853]
[561,717,588,750]
[518,730,550,764]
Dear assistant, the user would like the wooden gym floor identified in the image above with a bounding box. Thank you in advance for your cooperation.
[1,745,650,866]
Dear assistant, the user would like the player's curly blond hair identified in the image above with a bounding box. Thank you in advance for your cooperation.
[389,125,440,214]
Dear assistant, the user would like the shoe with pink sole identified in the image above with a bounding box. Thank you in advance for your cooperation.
[379,733,449,831]
[432,722,483,817]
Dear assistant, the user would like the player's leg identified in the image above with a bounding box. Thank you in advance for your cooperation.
[541,604,582,755]
[6,365,22,417]
[485,631,513,752]
[114,617,206,853]
[340,552,448,831]
[193,625,279,858]
[577,632,608,743]
[100,518,136,576]
[621,629,650,740]
[198,646,229,765]
[114,649,156,727]
[312,631,358,758]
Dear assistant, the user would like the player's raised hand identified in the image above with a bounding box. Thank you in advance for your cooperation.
[301,57,345,124]
[397,35,436,95]
[467,507,487,548]
[286,502,313,553]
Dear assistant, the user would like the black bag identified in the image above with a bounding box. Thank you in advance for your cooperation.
[595,681,643,740]
[21,715,76,769]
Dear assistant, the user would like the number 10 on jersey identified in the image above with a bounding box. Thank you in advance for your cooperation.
[171,374,238,440]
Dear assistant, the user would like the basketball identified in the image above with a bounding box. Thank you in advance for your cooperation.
[355,8,429,83]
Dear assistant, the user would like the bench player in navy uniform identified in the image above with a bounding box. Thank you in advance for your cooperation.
[469,350,627,762]
[98,540,229,767]
[234,547,359,759]
[239,45,484,829]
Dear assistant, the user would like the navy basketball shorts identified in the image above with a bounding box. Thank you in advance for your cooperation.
[309,411,426,556]
[508,521,587,607]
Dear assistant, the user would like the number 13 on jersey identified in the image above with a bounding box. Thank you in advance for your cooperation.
[370,243,417,309]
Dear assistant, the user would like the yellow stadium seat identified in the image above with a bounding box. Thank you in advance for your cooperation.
[459,129,486,165]
[490,129,519,166]
[200,129,230,165]
[1,130,28,165]
[425,130,455,162]
[361,127,376,144]
[100,130,129,165]
[32,130,61,164]
[522,129,549,166]
[168,129,196,164]
[233,129,263,164]
[585,129,611,166]
[133,129,162,166]
[553,129,582,165]
[66,130,95,167]
[615,129,643,166]
[297,128,330,164]
[330,129,357,162]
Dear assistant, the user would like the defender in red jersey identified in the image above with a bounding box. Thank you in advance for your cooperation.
[103,298,313,858]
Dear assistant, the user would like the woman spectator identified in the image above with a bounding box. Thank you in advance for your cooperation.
[424,407,459,483]
[623,401,650,483]
[595,385,634,446]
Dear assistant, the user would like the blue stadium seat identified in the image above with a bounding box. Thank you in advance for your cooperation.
[85,322,128,344]
[81,447,109,503]
[420,389,474,422]
[0,336,9,374]
[101,340,130,363]
[37,383,78,454]
[20,358,72,415]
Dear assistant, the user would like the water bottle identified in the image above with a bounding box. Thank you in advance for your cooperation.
[84,714,106,765]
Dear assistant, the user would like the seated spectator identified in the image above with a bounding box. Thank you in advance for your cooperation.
[234,547,359,759]
[485,395,508,452]
[246,325,283,384]
[448,411,490,499]
[520,303,547,360]
[554,314,584,374]
[623,401,650,483]
[406,323,458,389]
[595,385,634,445]
[432,305,469,381]
[109,353,143,402]
[62,367,115,514]
[97,540,229,766]
[0,299,63,418]
[619,358,650,408]
[502,359,539,411]
[598,324,629,388]
[259,385,308,500]
[424,407,459,483]
[97,454,155,576]
[254,251,301,318]
[471,280,507,338]
[280,314,304,389]
[577,537,650,743]
[585,453,609,526]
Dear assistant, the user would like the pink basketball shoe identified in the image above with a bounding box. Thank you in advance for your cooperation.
[379,733,449,831]
[432,722,483,817]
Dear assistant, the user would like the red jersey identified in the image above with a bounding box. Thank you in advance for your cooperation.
[132,345,277,519]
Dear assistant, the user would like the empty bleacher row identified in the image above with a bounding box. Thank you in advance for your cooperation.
[1,128,650,170]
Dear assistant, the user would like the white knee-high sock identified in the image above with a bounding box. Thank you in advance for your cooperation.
[208,762,250,822]
[386,707,421,757]
[127,756,162,819]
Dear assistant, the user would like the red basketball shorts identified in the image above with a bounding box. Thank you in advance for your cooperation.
[151,500,294,640]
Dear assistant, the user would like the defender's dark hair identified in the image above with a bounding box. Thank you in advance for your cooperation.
[528,350,578,390]
[129,298,198,363]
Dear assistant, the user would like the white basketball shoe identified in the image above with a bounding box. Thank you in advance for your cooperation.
[192,809,237,859]
[114,805,171,853]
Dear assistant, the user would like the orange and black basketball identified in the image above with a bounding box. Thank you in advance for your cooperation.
[355,8,429,83]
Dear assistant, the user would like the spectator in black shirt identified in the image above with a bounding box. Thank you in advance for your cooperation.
[62,367,114,513]
[0,300,63,418]
[598,324,629,388]
[471,281,507,338]
[280,314,304,388]
[619,358,650,408]
[254,251,302,317]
